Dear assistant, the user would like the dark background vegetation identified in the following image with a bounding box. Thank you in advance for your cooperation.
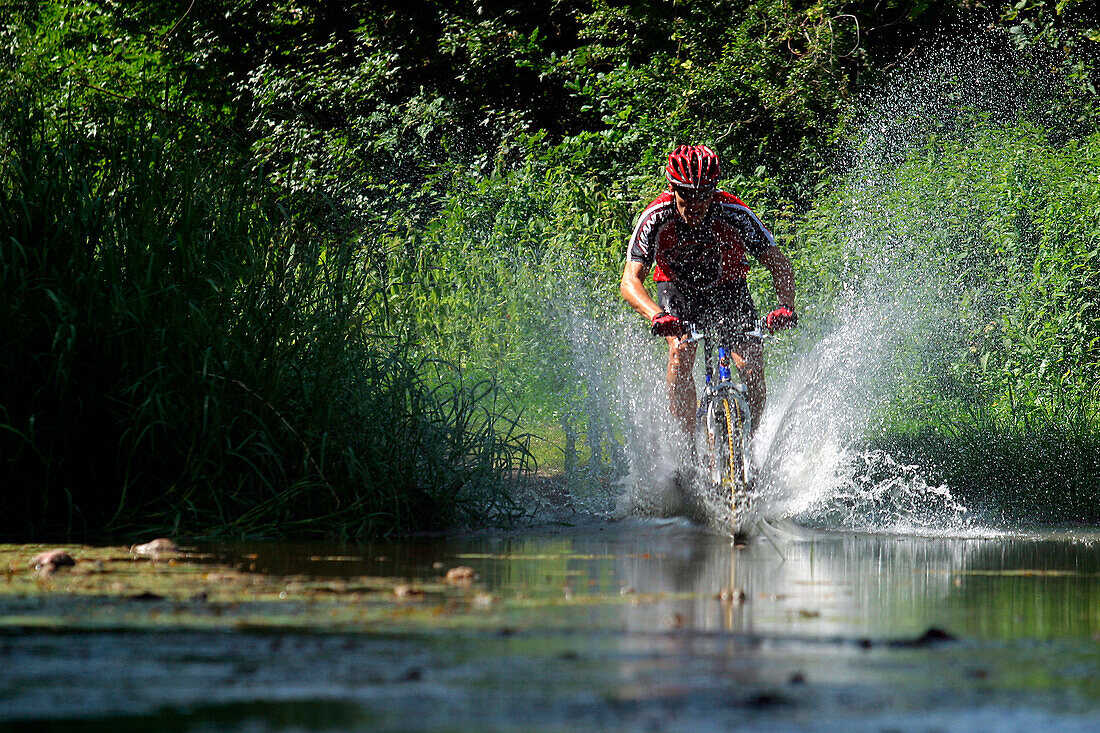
[2,0,1098,538]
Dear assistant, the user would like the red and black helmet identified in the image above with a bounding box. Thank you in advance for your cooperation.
[665,145,720,192]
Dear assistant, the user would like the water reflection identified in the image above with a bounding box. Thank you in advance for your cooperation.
[7,523,1100,730]
[602,522,1100,640]
[209,519,1100,642]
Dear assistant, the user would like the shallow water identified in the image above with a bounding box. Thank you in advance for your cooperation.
[3,518,1100,731]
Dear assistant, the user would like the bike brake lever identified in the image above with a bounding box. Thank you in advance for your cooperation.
[746,318,770,340]
[678,323,706,343]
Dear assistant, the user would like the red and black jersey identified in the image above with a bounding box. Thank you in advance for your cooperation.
[626,190,775,290]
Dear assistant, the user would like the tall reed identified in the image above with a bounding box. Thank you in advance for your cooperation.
[0,106,530,540]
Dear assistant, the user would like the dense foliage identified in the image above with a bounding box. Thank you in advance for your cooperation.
[800,118,1100,521]
[4,0,1100,536]
[0,108,529,539]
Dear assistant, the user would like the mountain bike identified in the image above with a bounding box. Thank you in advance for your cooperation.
[683,319,767,542]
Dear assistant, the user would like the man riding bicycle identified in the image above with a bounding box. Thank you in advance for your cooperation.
[620,145,797,439]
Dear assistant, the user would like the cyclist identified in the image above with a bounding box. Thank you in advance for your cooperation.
[620,144,797,439]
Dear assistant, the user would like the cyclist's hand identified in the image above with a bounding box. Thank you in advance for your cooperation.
[651,311,685,338]
[765,304,797,332]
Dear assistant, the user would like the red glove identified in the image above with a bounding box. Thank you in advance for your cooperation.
[765,304,797,332]
[650,311,684,338]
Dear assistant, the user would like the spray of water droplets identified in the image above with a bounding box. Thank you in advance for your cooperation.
[590,37,1078,537]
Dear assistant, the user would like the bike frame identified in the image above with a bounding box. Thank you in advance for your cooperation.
[684,319,766,419]
[683,320,767,536]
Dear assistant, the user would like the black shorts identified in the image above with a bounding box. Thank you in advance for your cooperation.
[657,280,758,341]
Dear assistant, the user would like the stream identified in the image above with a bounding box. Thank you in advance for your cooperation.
[3,517,1100,731]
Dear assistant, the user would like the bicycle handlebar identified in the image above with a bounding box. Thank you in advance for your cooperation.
[681,318,770,344]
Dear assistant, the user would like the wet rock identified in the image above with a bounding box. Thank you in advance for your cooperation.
[788,671,806,685]
[31,550,75,575]
[743,692,789,708]
[443,566,478,584]
[718,588,747,604]
[131,538,178,556]
[472,592,496,609]
[919,627,956,643]
[398,668,423,682]
[891,627,957,647]
[393,583,425,599]
[204,571,246,583]
[131,591,166,601]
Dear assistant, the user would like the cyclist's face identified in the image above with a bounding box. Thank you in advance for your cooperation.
[674,189,714,227]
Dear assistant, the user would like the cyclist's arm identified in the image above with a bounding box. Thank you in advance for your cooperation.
[620,260,663,321]
[755,245,795,308]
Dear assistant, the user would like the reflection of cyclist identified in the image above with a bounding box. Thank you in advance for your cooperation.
[620,145,797,437]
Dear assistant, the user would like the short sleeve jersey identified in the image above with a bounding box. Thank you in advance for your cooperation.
[626,190,775,289]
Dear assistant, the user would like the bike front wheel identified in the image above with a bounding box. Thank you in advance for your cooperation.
[713,394,752,536]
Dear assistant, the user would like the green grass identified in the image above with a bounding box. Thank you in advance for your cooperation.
[0,105,532,540]
[873,390,1100,525]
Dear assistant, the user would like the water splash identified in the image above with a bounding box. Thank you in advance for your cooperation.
[747,37,1079,536]
[600,37,1082,537]
[543,242,687,520]
[752,293,980,535]
[606,179,973,533]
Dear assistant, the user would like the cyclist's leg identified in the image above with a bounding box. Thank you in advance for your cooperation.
[738,340,765,434]
[657,282,699,437]
[666,335,697,436]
